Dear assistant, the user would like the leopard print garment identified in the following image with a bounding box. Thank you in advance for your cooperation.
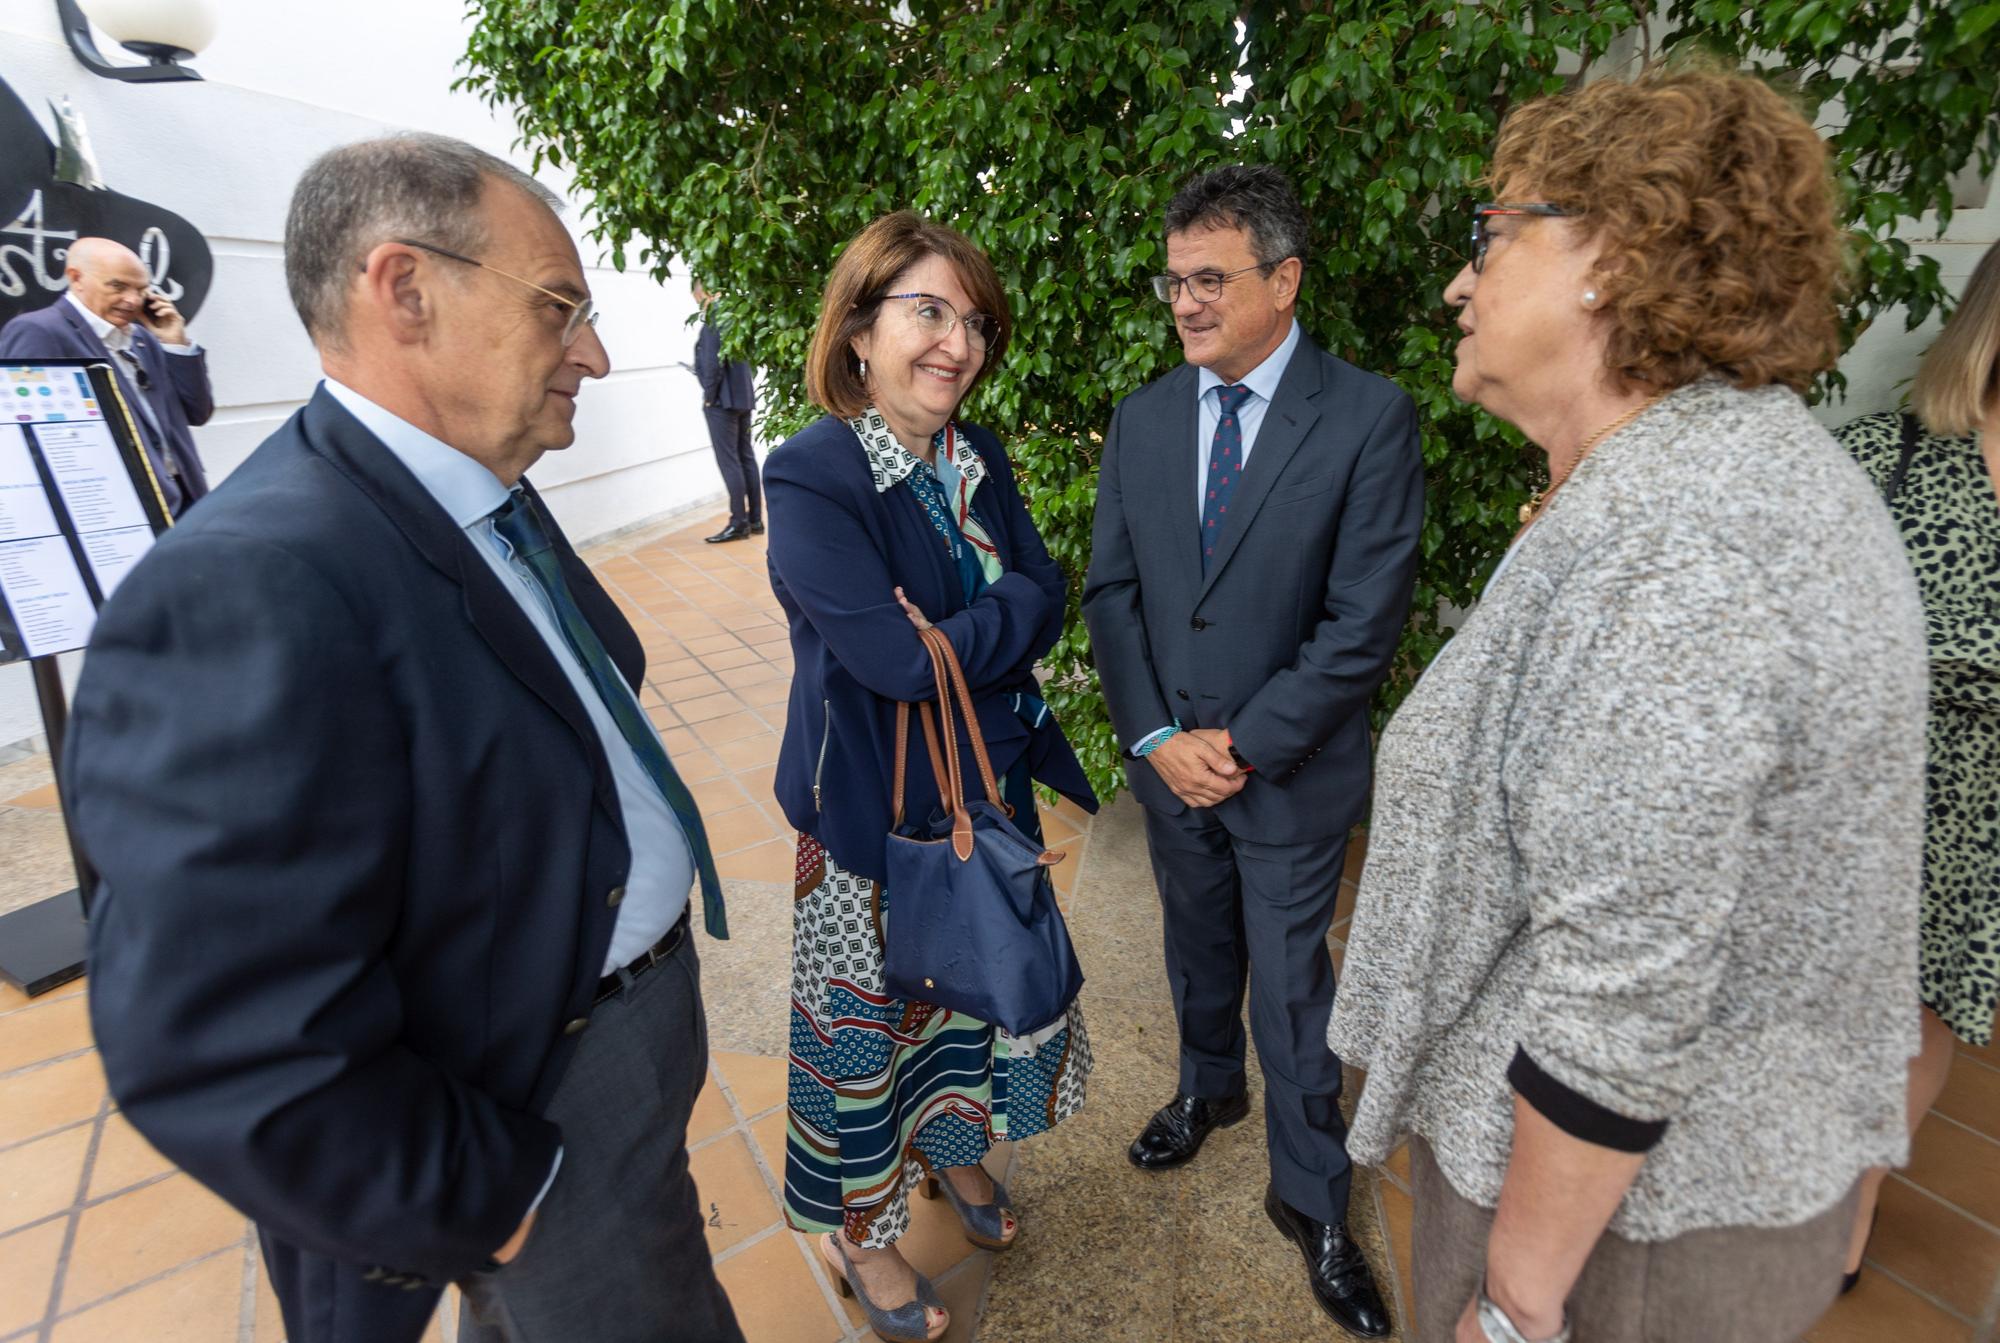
[1837,411,1999,1046]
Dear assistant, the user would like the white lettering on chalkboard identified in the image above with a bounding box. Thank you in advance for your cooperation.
[0,190,73,300]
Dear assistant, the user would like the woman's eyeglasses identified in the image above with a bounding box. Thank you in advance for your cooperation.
[874,292,1001,353]
[1469,203,1576,274]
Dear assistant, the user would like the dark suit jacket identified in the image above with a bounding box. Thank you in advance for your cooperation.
[694,320,755,411]
[765,415,1095,883]
[66,388,645,1342]
[0,296,212,515]
[1081,332,1424,843]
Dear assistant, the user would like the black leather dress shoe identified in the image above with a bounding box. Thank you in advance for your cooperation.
[705,523,751,543]
[1265,1184,1392,1338]
[1127,1091,1249,1170]
[749,521,766,535]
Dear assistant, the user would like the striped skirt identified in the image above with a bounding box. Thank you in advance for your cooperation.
[782,830,1091,1247]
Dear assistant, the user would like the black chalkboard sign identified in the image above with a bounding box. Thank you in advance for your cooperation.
[0,74,213,328]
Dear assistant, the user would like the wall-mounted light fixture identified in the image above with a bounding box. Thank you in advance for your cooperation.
[56,0,218,84]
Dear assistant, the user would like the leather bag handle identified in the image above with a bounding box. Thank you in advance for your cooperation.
[921,627,1006,813]
[892,697,956,831]
[917,628,976,860]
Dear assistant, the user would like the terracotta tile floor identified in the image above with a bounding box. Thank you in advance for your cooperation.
[1,507,1994,1340]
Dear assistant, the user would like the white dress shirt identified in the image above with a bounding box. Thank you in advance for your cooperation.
[323,380,694,974]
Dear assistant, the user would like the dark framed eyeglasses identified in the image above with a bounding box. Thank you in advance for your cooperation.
[1149,262,1276,305]
[872,292,1001,353]
[392,238,600,347]
[1470,203,1576,274]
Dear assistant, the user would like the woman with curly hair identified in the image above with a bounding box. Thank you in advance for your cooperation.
[1327,67,1929,1343]
[1833,237,2000,1291]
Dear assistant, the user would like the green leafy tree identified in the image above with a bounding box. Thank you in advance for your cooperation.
[461,0,1997,802]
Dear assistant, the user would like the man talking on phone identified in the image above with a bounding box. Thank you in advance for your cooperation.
[0,236,213,517]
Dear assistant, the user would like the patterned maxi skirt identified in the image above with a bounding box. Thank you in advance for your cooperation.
[782,825,1091,1247]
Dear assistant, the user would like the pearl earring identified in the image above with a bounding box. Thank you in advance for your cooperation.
[1582,290,1599,306]
[858,358,869,381]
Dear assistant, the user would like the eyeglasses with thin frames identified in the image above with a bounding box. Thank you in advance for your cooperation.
[1149,262,1276,305]
[392,238,600,347]
[1469,203,1576,274]
[874,292,1002,353]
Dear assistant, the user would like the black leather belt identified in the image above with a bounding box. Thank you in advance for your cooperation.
[593,910,690,1004]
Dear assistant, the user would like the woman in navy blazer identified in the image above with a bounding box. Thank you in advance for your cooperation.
[764,212,1096,1342]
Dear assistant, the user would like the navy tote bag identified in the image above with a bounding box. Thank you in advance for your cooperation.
[880,627,1084,1036]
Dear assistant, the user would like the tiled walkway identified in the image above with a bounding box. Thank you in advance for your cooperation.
[0,509,1995,1341]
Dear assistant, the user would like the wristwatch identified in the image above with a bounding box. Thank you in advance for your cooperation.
[1476,1284,1570,1343]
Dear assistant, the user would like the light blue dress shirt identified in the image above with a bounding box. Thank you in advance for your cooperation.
[1193,317,1302,501]
[1131,319,1305,756]
[323,380,693,975]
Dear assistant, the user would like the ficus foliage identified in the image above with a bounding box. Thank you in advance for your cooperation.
[461,0,1997,801]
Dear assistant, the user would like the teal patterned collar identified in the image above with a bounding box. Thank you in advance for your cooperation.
[848,407,989,498]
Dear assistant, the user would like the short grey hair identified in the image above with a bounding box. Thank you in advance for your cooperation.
[1164,164,1310,268]
[284,133,564,346]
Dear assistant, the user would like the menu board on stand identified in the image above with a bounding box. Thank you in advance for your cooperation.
[0,359,172,996]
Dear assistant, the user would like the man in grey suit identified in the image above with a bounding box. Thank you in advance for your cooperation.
[1082,165,1422,1339]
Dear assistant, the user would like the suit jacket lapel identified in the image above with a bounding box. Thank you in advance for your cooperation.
[1150,364,1205,598]
[1197,341,1324,601]
[303,390,620,811]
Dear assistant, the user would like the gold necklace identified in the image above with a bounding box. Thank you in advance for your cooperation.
[1517,394,1665,526]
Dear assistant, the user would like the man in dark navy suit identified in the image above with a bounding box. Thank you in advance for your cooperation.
[1083,166,1423,1339]
[0,237,212,516]
[66,135,741,1343]
[691,277,760,542]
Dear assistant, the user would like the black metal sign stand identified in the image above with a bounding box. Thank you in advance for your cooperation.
[0,657,95,996]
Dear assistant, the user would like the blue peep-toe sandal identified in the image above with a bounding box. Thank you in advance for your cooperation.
[821,1233,946,1343]
[919,1169,1018,1250]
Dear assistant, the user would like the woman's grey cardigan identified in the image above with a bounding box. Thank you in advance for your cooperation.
[1328,378,1928,1240]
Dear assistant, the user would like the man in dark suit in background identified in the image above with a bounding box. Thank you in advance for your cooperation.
[67,134,741,1343]
[0,236,212,516]
[692,277,761,542]
[1082,165,1423,1339]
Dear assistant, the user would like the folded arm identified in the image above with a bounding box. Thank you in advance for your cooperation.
[766,451,1056,703]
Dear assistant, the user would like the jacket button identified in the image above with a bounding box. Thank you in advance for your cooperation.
[606,885,626,908]
[1176,690,1190,701]
[563,1017,590,1036]
[1189,617,1207,630]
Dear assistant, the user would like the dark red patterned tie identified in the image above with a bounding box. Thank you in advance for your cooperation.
[1202,384,1254,573]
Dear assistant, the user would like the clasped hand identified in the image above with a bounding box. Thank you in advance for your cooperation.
[1148,728,1245,808]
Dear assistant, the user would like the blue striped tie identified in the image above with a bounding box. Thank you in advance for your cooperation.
[490,491,728,939]
[1202,384,1254,572]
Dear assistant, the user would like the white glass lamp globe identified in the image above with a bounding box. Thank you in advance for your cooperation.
[75,0,219,57]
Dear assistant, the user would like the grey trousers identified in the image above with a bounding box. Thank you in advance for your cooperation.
[1409,1135,1855,1343]
[1144,808,1354,1225]
[458,934,744,1343]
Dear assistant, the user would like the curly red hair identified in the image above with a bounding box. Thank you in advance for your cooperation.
[1490,65,1849,394]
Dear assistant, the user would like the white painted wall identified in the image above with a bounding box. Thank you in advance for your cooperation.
[0,0,749,748]
[1817,211,1999,426]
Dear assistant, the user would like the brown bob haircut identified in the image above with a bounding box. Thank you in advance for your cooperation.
[1489,64,1849,395]
[805,211,1012,418]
